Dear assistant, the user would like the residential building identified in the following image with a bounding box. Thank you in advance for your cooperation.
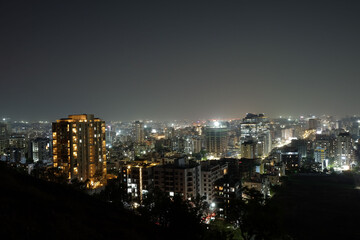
[52,114,107,188]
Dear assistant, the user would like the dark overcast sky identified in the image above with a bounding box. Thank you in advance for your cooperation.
[1,0,360,121]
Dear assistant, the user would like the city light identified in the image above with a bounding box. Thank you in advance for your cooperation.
[2,1,360,238]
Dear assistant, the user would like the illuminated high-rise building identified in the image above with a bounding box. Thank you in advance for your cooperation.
[0,123,8,154]
[52,114,107,188]
[335,132,354,167]
[205,126,229,157]
[164,127,175,139]
[314,147,326,170]
[134,121,144,143]
[30,137,51,162]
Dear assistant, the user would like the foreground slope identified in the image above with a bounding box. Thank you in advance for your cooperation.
[0,163,163,240]
[271,174,360,240]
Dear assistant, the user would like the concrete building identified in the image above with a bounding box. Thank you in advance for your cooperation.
[200,161,228,203]
[52,114,107,188]
[7,134,27,162]
[258,130,272,157]
[134,121,145,143]
[192,136,203,154]
[30,137,51,162]
[0,123,9,154]
[315,134,335,160]
[280,147,300,173]
[309,118,320,130]
[336,132,354,167]
[281,128,294,140]
[314,147,326,170]
[214,175,241,219]
[153,158,201,199]
[241,140,257,159]
[164,127,175,139]
[121,162,156,202]
[205,127,229,157]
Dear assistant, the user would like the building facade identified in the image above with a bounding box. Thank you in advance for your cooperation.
[153,158,201,199]
[134,121,145,143]
[205,127,229,157]
[52,114,107,188]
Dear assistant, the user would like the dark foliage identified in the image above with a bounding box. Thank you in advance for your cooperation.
[137,189,208,240]
[93,177,130,208]
[0,162,165,240]
[271,174,360,239]
[227,187,287,240]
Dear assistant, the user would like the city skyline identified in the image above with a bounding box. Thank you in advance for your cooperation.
[1,1,360,120]
[1,112,360,123]
[1,1,360,239]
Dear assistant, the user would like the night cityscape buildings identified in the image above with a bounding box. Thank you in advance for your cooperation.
[2,113,360,192]
[2,1,360,239]
[1,113,360,239]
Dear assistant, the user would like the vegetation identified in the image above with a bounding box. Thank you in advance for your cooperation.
[93,177,130,208]
[225,187,287,240]
[270,174,360,239]
[137,189,207,239]
[3,160,360,240]
[0,162,165,240]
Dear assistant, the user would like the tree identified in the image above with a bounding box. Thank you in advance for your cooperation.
[95,178,130,208]
[227,187,285,240]
[45,167,68,184]
[137,189,207,239]
[204,220,240,240]
[70,178,87,191]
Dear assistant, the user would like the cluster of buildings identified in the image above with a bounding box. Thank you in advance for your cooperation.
[2,113,360,218]
[0,120,52,165]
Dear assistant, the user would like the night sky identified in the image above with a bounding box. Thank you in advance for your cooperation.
[1,0,360,121]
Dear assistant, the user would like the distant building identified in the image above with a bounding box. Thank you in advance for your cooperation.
[105,125,116,146]
[291,139,308,160]
[242,113,268,124]
[314,147,326,170]
[134,121,145,143]
[52,114,107,188]
[280,148,300,173]
[242,173,270,198]
[241,140,257,159]
[6,134,27,162]
[240,123,258,139]
[315,134,335,160]
[214,175,241,219]
[309,118,320,130]
[164,127,175,139]
[0,123,9,154]
[153,158,201,199]
[281,128,294,140]
[335,132,354,166]
[122,163,155,202]
[192,136,203,154]
[200,161,228,203]
[9,133,27,149]
[257,130,272,157]
[30,137,51,162]
[205,127,229,157]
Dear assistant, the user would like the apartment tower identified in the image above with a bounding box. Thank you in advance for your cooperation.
[52,114,107,188]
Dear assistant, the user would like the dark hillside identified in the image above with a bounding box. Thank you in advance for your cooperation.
[271,174,360,240]
[0,163,163,240]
